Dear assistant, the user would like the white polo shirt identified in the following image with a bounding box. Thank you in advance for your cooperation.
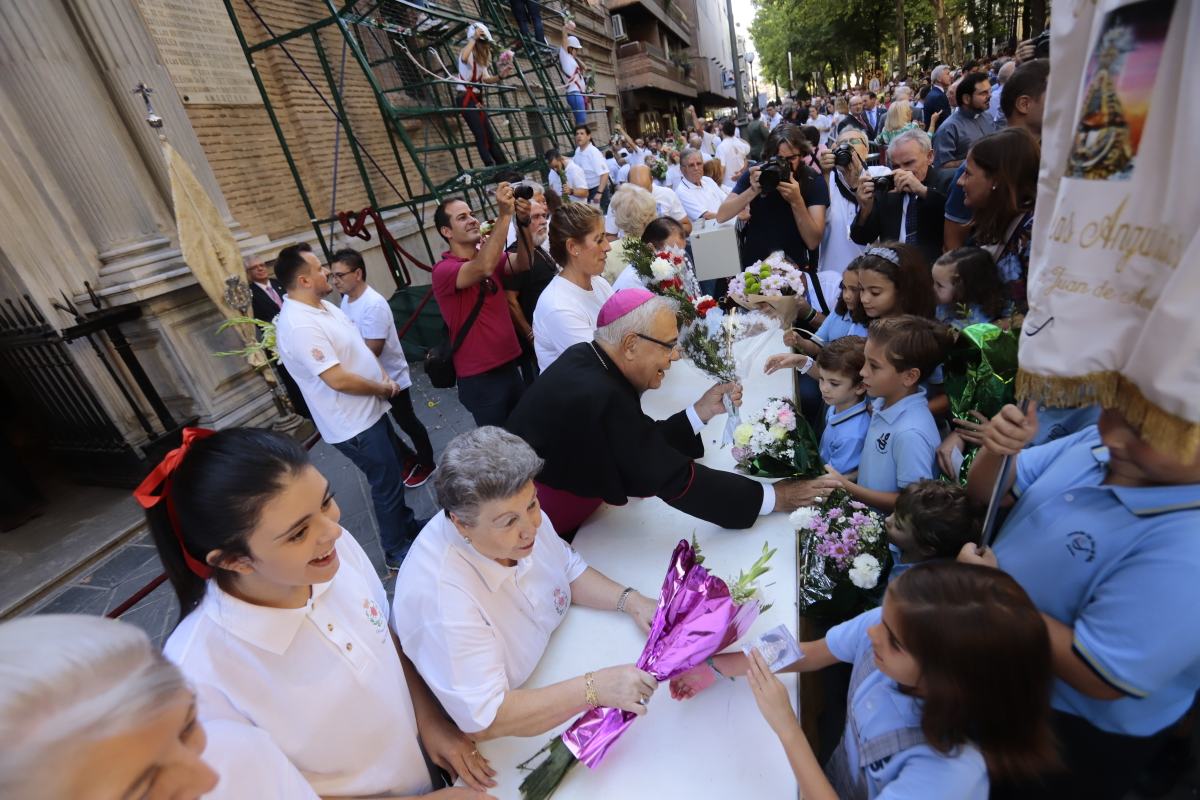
[165,532,431,799]
[548,159,588,202]
[715,136,750,189]
[573,142,607,189]
[675,175,729,223]
[274,297,388,444]
[340,285,412,391]
[392,512,588,733]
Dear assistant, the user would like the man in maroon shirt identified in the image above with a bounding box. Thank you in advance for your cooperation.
[432,182,532,425]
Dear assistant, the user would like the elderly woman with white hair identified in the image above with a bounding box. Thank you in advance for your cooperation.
[508,289,813,536]
[392,426,660,740]
[0,614,220,800]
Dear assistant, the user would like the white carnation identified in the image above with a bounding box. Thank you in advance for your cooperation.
[649,257,675,280]
[789,507,819,529]
[848,554,882,589]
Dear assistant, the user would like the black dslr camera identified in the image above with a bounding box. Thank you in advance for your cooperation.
[757,155,793,193]
[513,183,535,201]
[833,144,856,168]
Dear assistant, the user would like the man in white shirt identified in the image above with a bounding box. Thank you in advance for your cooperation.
[615,149,632,185]
[764,101,782,131]
[687,134,711,162]
[714,119,750,190]
[572,124,609,205]
[273,245,423,568]
[674,148,736,224]
[330,249,436,489]
[603,164,692,237]
[627,138,648,166]
[545,148,587,203]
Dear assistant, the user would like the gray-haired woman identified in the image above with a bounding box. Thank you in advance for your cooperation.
[391,427,659,741]
[0,614,218,800]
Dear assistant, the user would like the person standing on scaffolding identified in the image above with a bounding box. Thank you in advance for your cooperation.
[457,22,508,167]
[559,21,588,127]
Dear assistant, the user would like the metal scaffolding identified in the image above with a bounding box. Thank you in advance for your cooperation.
[222,0,604,286]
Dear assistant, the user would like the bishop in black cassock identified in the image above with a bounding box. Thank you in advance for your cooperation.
[507,289,803,534]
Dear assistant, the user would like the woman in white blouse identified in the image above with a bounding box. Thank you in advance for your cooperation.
[136,428,490,800]
[532,202,614,372]
[393,427,660,740]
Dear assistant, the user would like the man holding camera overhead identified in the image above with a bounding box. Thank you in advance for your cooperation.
[850,128,951,265]
[716,123,829,270]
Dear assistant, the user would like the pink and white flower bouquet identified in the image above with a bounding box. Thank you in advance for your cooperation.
[790,490,891,622]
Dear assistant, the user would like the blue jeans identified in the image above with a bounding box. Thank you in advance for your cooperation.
[565,91,587,126]
[510,0,544,42]
[332,414,418,561]
[458,361,524,427]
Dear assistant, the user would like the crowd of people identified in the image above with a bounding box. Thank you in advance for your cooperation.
[1,40,1197,800]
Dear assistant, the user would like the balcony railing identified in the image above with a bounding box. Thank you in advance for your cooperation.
[615,40,696,96]
[607,0,692,44]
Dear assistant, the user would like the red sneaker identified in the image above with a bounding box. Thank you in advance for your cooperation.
[404,463,435,488]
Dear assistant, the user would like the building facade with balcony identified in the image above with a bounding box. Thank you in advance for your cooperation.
[607,0,696,137]
[678,0,738,116]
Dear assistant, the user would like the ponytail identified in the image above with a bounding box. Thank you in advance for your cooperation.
[136,428,309,621]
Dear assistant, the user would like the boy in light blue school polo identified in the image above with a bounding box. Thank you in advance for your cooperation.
[820,317,948,515]
[815,336,870,475]
[968,406,1200,799]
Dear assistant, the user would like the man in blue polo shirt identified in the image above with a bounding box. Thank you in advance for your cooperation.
[962,404,1200,800]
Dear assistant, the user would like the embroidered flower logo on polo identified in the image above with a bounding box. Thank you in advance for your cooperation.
[362,598,386,635]
[311,346,326,362]
[553,587,568,616]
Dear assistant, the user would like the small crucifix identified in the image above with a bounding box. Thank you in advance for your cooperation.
[132,82,163,129]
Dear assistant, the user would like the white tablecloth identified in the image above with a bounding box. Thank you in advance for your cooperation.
[474,330,801,800]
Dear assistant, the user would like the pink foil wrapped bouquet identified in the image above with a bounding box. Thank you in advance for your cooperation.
[518,538,775,800]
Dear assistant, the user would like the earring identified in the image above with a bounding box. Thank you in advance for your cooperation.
[991,185,997,190]
[462,536,471,544]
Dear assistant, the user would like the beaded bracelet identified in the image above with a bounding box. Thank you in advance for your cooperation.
[616,587,635,612]
[584,672,599,707]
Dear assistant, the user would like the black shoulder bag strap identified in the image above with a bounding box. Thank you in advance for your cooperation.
[450,278,491,356]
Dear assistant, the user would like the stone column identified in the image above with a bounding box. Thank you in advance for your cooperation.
[61,0,243,237]
[0,0,179,292]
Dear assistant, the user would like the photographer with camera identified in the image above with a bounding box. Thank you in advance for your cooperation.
[850,128,952,265]
[716,123,829,268]
[815,128,871,274]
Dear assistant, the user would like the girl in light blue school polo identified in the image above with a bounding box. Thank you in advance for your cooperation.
[816,316,951,514]
[674,562,1059,799]
[930,247,1004,331]
[963,404,1200,800]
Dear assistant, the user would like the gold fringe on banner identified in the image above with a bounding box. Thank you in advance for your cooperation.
[1017,369,1200,462]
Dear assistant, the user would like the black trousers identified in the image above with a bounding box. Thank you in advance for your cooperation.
[459,94,507,166]
[389,388,434,468]
[991,710,1174,800]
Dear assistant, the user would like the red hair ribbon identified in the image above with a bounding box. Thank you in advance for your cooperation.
[133,427,217,579]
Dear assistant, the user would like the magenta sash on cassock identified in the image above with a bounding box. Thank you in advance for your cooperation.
[535,481,603,534]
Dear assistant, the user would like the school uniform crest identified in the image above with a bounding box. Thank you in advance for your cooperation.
[1065,531,1097,563]
[362,598,386,634]
[553,587,568,616]
[875,432,891,453]
[311,346,326,362]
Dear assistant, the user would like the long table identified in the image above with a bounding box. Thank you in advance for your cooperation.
[475,330,801,800]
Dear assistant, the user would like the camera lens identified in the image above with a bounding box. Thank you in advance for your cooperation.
[513,185,534,201]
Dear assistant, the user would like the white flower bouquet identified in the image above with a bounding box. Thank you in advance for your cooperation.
[728,251,809,326]
[791,490,891,622]
[731,397,823,479]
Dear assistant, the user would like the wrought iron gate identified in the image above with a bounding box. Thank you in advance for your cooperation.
[0,294,188,487]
